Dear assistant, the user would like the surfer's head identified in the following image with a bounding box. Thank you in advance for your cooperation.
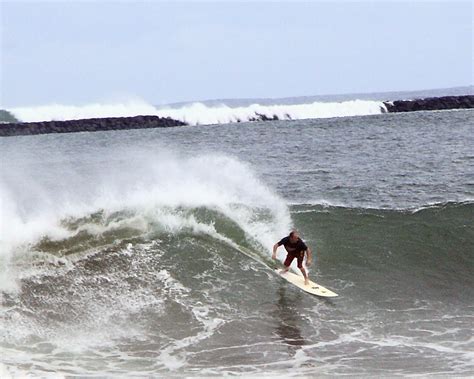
[289,230,299,242]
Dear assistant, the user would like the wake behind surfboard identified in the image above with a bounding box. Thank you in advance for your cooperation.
[275,269,338,297]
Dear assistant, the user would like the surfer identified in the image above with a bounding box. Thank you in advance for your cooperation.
[272,230,313,285]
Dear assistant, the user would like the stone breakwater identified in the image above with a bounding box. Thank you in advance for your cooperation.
[0,115,187,137]
[1,95,473,136]
[383,95,474,113]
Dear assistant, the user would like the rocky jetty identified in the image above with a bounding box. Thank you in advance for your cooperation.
[383,95,474,113]
[0,115,187,137]
[1,95,473,137]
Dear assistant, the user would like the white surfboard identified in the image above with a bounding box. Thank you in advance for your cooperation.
[275,269,338,297]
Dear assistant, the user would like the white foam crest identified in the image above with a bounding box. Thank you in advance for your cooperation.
[0,183,74,294]
[0,150,291,292]
[157,99,386,125]
[8,99,386,125]
[9,100,158,123]
[91,153,291,249]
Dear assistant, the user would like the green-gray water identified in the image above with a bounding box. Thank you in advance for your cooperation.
[1,109,473,376]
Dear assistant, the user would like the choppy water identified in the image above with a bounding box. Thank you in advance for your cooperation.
[1,109,473,376]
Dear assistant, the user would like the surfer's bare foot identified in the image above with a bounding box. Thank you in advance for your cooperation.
[304,278,310,285]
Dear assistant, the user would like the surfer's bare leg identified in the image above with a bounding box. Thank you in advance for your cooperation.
[296,255,310,285]
[278,254,294,274]
[300,267,309,285]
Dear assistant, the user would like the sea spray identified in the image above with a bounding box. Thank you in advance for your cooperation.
[9,99,386,125]
[0,148,291,292]
[156,99,386,125]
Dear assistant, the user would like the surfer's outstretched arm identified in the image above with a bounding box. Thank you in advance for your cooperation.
[271,243,279,260]
[306,248,313,266]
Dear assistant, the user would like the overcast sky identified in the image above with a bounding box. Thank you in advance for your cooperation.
[1,1,472,107]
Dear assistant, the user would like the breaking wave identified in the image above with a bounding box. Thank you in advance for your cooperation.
[8,98,386,125]
[1,198,473,376]
[0,150,291,294]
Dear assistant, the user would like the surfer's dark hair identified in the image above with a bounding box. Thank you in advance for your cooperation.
[289,230,298,238]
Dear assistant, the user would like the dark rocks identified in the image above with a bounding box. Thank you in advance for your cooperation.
[1,95,473,137]
[383,95,474,113]
[249,112,280,122]
[0,115,187,137]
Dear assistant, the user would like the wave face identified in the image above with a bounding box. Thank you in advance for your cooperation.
[0,151,290,293]
[8,99,386,125]
[293,202,474,294]
[1,199,472,376]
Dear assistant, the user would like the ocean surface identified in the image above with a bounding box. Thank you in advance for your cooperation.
[1,96,473,376]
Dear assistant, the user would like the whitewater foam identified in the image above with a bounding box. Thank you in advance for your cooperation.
[9,100,159,123]
[8,98,386,125]
[156,99,386,125]
[0,149,291,292]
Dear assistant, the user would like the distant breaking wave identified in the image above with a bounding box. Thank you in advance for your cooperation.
[8,99,387,125]
[156,99,386,125]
